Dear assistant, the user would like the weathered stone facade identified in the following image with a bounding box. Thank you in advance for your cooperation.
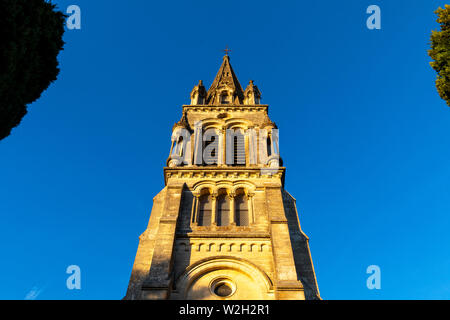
[124,55,320,300]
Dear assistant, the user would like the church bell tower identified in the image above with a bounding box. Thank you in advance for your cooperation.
[125,54,320,300]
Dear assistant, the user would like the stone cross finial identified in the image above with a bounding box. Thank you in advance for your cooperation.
[223,46,231,56]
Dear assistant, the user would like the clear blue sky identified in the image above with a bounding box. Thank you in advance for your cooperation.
[0,0,449,300]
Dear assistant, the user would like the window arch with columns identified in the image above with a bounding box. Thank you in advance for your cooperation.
[192,184,256,228]
[194,120,224,166]
[194,118,261,168]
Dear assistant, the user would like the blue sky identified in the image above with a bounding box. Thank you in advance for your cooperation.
[0,0,449,300]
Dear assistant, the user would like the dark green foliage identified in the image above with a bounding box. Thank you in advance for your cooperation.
[429,5,450,107]
[0,0,65,140]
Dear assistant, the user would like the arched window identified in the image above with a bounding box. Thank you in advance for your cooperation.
[266,136,272,157]
[235,194,249,226]
[220,92,230,104]
[198,194,212,226]
[226,129,246,166]
[216,194,230,226]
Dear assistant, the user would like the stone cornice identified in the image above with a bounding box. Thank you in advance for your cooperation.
[182,105,268,113]
[163,167,286,186]
[176,233,271,239]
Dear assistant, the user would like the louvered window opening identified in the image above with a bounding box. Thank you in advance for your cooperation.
[204,135,218,165]
[233,135,245,166]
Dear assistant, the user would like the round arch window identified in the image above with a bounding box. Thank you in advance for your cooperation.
[210,278,236,298]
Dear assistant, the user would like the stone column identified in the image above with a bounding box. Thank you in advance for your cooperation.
[248,127,257,165]
[259,128,269,165]
[193,121,203,165]
[222,128,227,166]
[229,192,236,226]
[211,194,217,226]
[217,129,224,166]
[191,194,199,225]
[248,192,255,224]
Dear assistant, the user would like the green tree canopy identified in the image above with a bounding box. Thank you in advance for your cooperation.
[429,5,450,107]
[0,0,65,141]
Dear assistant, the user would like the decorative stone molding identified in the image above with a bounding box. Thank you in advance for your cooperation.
[175,241,271,253]
[164,167,285,185]
[183,105,268,113]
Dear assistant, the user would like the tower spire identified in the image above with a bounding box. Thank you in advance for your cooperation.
[206,54,244,105]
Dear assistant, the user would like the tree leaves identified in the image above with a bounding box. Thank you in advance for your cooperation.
[429,5,450,107]
[0,0,65,140]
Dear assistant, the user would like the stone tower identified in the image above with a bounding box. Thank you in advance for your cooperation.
[125,55,320,300]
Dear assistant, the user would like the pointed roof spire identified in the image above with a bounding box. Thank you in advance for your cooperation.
[173,109,190,131]
[244,80,262,105]
[206,54,244,105]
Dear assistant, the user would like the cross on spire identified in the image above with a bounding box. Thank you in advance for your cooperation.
[223,46,232,56]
